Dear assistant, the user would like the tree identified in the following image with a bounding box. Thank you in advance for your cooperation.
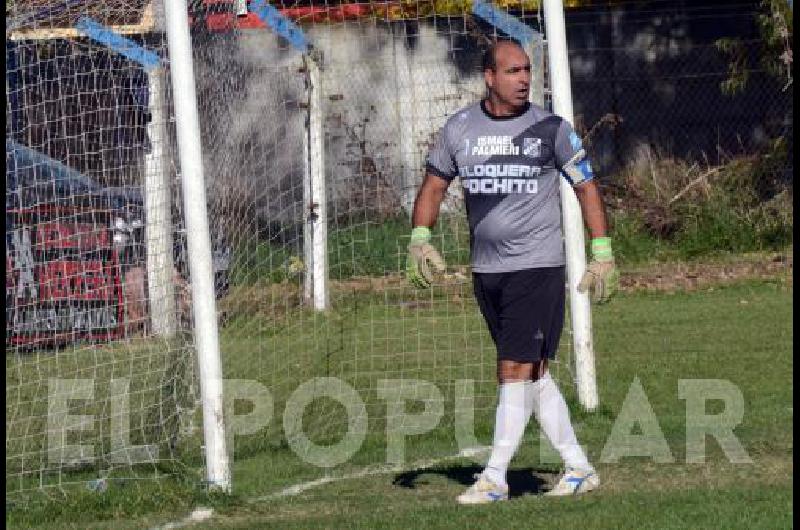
[716,0,793,94]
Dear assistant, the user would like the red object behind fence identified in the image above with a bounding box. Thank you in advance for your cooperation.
[6,205,125,347]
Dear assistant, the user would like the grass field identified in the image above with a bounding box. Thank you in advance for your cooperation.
[6,261,792,529]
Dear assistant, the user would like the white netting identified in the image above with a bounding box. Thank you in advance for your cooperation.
[6,0,576,498]
[6,1,202,497]
[190,5,571,471]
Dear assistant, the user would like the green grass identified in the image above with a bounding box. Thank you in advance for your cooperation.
[5,337,200,492]
[197,484,793,529]
[229,208,792,289]
[607,145,793,265]
[610,208,792,265]
[229,215,472,286]
[6,276,792,529]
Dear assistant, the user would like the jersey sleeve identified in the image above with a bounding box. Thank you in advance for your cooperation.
[425,122,458,182]
[554,119,595,186]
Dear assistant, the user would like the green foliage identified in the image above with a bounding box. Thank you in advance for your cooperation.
[327,216,411,279]
[229,237,296,286]
[716,37,750,95]
[674,148,792,257]
[607,211,665,264]
[607,143,792,265]
[716,0,793,95]
[756,0,794,83]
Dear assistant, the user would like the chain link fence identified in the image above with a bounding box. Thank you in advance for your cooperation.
[565,0,792,256]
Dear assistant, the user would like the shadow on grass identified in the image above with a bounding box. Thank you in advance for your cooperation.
[392,464,555,498]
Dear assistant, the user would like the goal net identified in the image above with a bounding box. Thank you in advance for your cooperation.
[193,0,579,484]
[6,0,578,499]
[6,1,201,498]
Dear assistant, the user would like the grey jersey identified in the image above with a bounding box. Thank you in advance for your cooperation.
[426,101,594,273]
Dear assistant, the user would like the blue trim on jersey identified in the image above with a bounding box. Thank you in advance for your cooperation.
[577,159,595,180]
[568,131,583,151]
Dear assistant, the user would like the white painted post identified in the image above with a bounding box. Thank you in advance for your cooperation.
[302,121,313,305]
[527,33,546,107]
[543,0,598,411]
[144,67,177,337]
[391,37,417,213]
[162,0,231,490]
[306,54,328,311]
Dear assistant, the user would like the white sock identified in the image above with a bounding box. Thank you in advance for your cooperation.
[484,382,530,487]
[526,372,592,471]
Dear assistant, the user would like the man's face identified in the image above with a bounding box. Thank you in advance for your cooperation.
[485,43,531,109]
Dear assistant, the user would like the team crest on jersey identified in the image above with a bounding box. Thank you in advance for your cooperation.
[523,137,542,158]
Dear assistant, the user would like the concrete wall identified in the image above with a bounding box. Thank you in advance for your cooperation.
[192,20,544,230]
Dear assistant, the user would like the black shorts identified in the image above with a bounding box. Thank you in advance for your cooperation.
[472,266,566,363]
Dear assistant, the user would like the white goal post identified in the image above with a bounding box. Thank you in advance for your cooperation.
[543,0,598,410]
[163,0,231,491]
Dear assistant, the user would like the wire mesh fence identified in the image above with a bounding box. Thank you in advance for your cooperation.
[563,0,792,258]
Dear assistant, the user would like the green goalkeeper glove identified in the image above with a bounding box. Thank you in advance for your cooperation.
[577,236,619,304]
[406,226,446,289]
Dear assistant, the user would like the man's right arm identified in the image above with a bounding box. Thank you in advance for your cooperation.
[412,172,451,228]
[406,120,456,288]
[406,173,451,288]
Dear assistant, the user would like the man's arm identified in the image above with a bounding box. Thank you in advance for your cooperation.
[572,179,618,303]
[553,119,618,302]
[406,173,450,288]
[553,118,609,240]
[572,179,608,239]
[412,173,451,228]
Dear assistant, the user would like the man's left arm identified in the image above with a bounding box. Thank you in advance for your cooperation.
[555,121,619,303]
[573,180,608,240]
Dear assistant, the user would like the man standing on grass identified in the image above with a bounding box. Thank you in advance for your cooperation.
[406,38,618,503]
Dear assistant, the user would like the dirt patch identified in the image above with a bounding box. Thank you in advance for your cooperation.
[221,252,792,314]
[330,253,793,295]
[618,252,792,293]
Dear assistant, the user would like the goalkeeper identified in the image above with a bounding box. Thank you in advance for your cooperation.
[406,39,618,503]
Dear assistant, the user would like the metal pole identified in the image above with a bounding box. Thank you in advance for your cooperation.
[162,0,231,490]
[306,54,328,311]
[144,67,177,337]
[543,0,598,411]
[302,113,313,305]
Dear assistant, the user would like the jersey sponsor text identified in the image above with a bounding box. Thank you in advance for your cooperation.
[462,177,538,195]
[470,135,520,156]
[460,163,541,178]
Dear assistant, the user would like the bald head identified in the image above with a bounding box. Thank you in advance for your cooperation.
[482,39,526,73]
[482,38,531,115]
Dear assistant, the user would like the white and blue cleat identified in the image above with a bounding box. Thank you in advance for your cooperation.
[544,467,600,496]
[456,473,509,504]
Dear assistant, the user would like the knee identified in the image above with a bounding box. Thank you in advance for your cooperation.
[497,360,550,383]
[498,361,530,383]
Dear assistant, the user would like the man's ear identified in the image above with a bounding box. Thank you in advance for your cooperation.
[484,69,494,90]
